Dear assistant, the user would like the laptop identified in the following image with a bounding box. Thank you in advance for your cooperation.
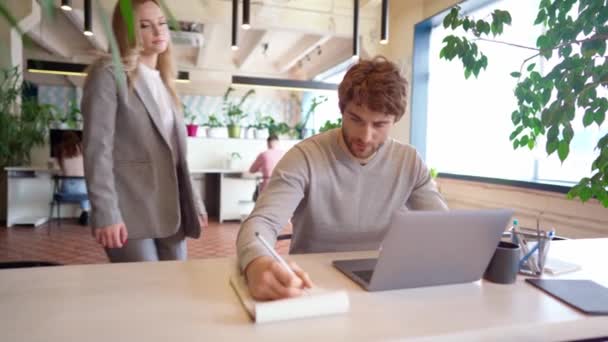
[332,209,514,291]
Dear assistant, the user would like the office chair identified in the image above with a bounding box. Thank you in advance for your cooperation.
[49,175,88,227]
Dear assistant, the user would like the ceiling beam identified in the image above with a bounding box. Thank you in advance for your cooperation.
[95,0,378,38]
[233,29,267,69]
[61,7,108,52]
[275,34,331,73]
[27,27,71,58]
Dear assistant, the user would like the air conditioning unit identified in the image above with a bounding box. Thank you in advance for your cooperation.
[171,31,205,47]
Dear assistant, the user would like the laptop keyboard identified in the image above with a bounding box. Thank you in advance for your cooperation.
[353,270,374,283]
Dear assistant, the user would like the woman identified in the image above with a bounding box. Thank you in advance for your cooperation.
[55,131,90,226]
[81,0,207,262]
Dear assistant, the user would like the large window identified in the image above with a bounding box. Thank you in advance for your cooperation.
[418,0,607,186]
[305,59,353,132]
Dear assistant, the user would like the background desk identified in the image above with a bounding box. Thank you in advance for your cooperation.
[4,167,251,227]
[4,167,63,227]
[190,168,256,222]
[1,239,607,341]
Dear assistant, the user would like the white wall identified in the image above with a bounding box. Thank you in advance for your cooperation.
[186,137,299,171]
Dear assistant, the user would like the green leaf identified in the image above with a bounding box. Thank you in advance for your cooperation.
[510,71,521,78]
[511,111,521,125]
[595,109,606,126]
[563,124,574,142]
[534,10,546,25]
[579,186,593,202]
[158,0,179,30]
[527,139,535,150]
[546,140,559,155]
[558,140,570,162]
[583,109,595,127]
[119,0,136,45]
[96,0,127,90]
[527,63,536,72]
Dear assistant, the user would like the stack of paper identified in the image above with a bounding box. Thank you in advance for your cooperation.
[544,258,582,275]
[229,274,350,324]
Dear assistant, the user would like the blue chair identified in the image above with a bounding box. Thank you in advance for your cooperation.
[49,175,88,227]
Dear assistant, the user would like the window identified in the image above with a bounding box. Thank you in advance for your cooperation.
[416,0,607,186]
[304,59,353,132]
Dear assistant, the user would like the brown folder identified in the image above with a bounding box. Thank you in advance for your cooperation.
[526,279,608,315]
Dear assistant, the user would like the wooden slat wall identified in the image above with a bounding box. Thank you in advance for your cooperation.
[436,178,608,239]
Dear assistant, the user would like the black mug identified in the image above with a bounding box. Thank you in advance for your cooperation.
[483,241,520,284]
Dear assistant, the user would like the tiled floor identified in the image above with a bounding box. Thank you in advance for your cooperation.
[0,219,291,265]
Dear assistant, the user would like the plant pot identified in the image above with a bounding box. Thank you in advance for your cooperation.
[227,125,241,138]
[255,129,269,140]
[244,127,256,139]
[186,124,198,137]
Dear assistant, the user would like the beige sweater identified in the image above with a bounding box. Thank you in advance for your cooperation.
[237,128,448,270]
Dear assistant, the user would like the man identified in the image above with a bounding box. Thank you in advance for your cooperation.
[237,56,448,300]
[249,134,285,195]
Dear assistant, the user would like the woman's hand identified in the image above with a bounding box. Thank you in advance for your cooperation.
[94,223,128,248]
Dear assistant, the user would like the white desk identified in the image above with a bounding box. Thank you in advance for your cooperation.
[1,239,607,341]
[4,167,245,226]
[191,168,257,222]
[5,167,57,226]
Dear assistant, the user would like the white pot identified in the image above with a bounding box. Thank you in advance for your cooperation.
[255,129,269,140]
[244,127,256,139]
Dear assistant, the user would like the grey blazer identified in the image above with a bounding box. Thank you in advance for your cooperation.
[81,59,205,240]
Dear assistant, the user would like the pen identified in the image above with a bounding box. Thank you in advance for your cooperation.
[255,232,296,277]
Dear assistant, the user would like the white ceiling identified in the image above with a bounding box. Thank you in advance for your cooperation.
[24,0,384,95]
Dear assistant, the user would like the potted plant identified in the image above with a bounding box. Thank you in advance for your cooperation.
[226,152,241,169]
[1,67,55,218]
[319,118,342,133]
[182,103,199,137]
[265,116,291,138]
[49,100,81,129]
[294,95,328,139]
[223,87,255,139]
[206,114,226,138]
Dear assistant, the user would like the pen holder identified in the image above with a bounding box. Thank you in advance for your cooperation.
[507,226,553,277]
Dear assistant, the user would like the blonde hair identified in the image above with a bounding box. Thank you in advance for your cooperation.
[111,0,179,106]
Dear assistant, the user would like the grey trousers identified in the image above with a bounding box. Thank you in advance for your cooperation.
[105,229,187,263]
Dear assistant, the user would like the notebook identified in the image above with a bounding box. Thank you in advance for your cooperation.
[229,274,350,324]
[526,279,608,315]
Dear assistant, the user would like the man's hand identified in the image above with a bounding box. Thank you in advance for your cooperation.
[94,223,128,248]
[244,255,313,300]
[199,214,208,229]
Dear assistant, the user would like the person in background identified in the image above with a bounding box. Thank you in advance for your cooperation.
[81,0,207,263]
[237,56,448,300]
[249,134,285,196]
[55,131,90,226]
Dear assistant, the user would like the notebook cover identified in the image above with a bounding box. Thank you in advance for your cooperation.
[526,279,608,315]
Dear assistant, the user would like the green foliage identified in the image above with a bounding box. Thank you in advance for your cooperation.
[50,100,82,129]
[223,87,255,126]
[182,103,198,124]
[0,67,54,167]
[441,0,608,207]
[205,114,224,128]
[319,118,342,133]
[294,96,328,138]
[261,116,290,136]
